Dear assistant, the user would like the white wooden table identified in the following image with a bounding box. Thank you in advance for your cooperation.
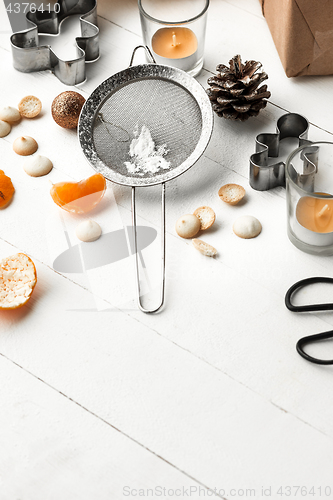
[1,1,333,498]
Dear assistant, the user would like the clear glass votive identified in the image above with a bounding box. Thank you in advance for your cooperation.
[286,142,333,255]
[138,0,209,77]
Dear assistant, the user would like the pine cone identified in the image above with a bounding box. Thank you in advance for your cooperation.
[206,55,271,121]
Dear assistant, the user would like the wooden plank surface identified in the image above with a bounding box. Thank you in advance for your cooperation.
[1,0,333,498]
[0,354,207,499]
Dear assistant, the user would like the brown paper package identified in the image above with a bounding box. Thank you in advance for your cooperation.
[260,0,333,77]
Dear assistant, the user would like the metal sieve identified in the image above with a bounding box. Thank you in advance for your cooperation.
[78,46,213,312]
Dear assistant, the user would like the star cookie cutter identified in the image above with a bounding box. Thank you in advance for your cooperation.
[10,0,99,86]
[249,113,314,191]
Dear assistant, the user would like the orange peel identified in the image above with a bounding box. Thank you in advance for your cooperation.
[0,170,15,209]
[0,253,37,310]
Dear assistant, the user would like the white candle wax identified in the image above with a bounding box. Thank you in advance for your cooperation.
[293,220,333,247]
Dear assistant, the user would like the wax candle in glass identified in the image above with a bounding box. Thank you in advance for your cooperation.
[138,0,209,76]
[286,142,333,255]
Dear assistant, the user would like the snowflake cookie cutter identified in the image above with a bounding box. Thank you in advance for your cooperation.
[10,0,99,85]
[249,113,314,191]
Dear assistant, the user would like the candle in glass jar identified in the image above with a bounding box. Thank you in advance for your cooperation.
[295,194,333,246]
[152,27,198,59]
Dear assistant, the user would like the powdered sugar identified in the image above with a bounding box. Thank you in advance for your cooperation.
[124,125,170,175]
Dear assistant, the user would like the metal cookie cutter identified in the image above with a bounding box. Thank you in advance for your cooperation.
[249,113,313,191]
[10,0,99,85]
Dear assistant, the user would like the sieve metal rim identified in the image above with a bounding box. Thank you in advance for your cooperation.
[78,63,213,187]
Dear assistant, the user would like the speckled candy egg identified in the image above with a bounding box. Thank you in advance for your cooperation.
[51,91,85,129]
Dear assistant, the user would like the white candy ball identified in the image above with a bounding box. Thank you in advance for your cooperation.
[233,215,262,239]
[0,120,11,138]
[75,220,102,242]
[24,155,53,177]
[13,136,38,156]
[175,214,201,238]
[0,106,21,123]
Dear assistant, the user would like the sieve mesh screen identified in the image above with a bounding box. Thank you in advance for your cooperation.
[92,77,203,179]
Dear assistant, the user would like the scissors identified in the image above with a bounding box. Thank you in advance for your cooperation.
[285,277,333,365]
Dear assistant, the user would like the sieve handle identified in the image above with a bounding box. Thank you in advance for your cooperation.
[132,184,165,313]
[129,45,156,67]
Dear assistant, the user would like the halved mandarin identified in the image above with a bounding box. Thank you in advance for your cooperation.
[50,173,106,214]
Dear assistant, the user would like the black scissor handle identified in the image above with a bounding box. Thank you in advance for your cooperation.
[285,277,333,312]
[285,277,333,365]
[297,331,333,365]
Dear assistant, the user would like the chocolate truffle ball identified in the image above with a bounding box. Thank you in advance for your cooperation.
[51,91,85,129]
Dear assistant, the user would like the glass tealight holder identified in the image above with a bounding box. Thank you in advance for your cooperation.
[138,0,209,77]
[286,142,333,255]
